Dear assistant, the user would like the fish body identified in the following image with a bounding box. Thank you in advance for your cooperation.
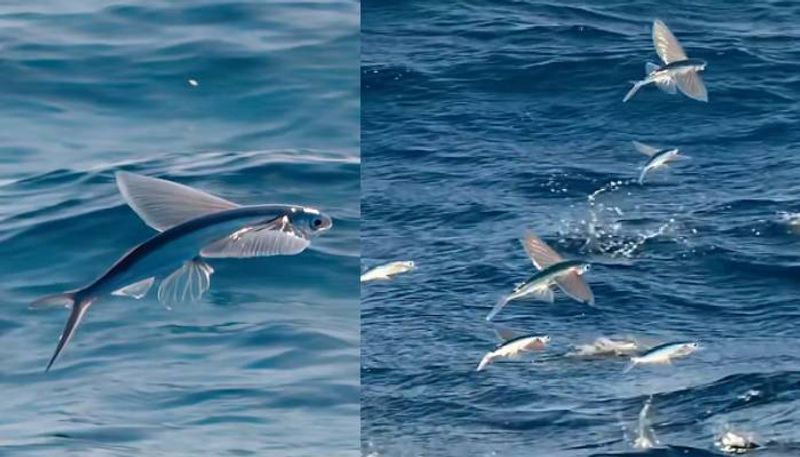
[487,232,593,321]
[624,341,699,373]
[508,259,589,301]
[34,172,332,371]
[360,260,415,282]
[476,335,550,371]
[623,20,708,103]
[632,141,686,184]
[89,205,316,296]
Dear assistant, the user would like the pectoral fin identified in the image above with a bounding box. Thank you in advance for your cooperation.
[652,19,687,64]
[157,258,214,309]
[116,171,239,232]
[674,71,708,102]
[632,141,659,157]
[112,277,155,299]
[200,215,310,258]
[521,233,563,270]
[655,77,677,94]
[531,285,555,303]
[493,325,520,342]
[555,271,594,305]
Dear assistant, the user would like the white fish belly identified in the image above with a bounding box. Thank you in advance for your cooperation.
[92,217,256,296]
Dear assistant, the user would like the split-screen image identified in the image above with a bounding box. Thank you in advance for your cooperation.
[1,1,799,456]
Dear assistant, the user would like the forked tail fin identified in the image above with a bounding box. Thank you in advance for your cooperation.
[638,167,649,185]
[486,296,509,321]
[623,357,639,374]
[39,293,94,372]
[30,291,77,310]
[623,80,646,103]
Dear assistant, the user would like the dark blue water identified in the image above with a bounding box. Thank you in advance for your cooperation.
[362,2,800,456]
[0,1,359,455]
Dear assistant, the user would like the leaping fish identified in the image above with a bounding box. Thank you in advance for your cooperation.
[360,260,415,282]
[623,19,708,103]
[623,341,700,373]
[476,334,550,371]
[633,140,688,184]
[32,171,333,371]
[486,233,593,321]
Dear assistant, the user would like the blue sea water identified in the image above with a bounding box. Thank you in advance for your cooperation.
[0,1,359,456]
[362,1,800,456]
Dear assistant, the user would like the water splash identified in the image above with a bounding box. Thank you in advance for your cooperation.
[566,336,641,358]
[715,426,760,454]
[777,211,800,234]
[632,397,659,450]
[559,179,682,259]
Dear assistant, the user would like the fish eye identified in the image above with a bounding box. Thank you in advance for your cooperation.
[313,218,323,228]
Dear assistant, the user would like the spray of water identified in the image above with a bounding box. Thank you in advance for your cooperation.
[559,179,684,259]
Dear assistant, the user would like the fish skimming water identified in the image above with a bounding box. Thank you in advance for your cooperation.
[623,341,700,373]
[623,19,708,103]
[360,260,415,282]
[567,336,641,358]
[715,429,760,454]
[33,171,332,371]
[476,334,550,371]
[633,140,688,184]
[486,233,593,321]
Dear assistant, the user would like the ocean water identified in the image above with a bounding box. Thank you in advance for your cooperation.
[362,1,800,456]
[0,1,359,456]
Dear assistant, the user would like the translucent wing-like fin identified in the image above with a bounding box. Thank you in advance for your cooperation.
[555,271,595,305]
[632,141,659,157]
[655,77,677,94]
[531,285,555,303]
[200,215,310,258]
[157,258,214,309]
[652,19,687,64]
[493,325,520,342]
[112,277,155,299]
[116,171,239,232]
[674,71,708,102]
[521,233,563,270]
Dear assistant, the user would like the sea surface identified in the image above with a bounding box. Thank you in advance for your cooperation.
[0,1,359,456]
[362,1,800,456]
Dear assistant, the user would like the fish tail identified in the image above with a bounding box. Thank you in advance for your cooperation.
[623,358,639,374]
[476,353,494,372]
[31,290,79,309]
[485,296,509,321]
[45,292,95,372]
[637,168,648,185]
[623,80,646,103]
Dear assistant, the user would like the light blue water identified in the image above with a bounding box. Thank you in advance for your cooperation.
[0,1,359,455]
[362,1,800,456]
